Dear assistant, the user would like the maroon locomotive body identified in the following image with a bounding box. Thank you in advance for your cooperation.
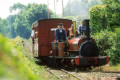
[32,18,109,69]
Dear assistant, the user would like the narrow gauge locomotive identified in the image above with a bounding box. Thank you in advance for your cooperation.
[32,18,109,69]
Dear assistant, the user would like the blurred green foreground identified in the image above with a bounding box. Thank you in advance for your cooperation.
[0,35,49,80]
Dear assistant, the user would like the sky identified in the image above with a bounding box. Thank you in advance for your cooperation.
[0,0,68,19]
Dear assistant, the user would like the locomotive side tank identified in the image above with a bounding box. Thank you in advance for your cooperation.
[68,37,95,51]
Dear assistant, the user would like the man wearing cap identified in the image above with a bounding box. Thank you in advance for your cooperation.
[55,23,67,42]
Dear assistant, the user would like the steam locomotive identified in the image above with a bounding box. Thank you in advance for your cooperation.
[31,18,109,70]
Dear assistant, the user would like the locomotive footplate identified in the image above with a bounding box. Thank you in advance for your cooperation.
[74,56,109,66]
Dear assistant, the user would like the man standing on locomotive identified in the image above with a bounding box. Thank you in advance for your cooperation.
[55,23,67,42]
[78,20,92,36]
[55,23,67,53]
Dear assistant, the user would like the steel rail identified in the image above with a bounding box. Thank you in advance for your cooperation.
[46,68,62,80]
[61,69,83,80]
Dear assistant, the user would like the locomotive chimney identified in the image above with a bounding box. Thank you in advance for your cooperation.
[84,19,90,41]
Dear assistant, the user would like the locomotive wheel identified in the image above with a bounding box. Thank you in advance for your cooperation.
[79,41,99,57]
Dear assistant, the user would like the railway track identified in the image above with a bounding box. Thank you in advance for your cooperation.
[47,68,83,80]
[46,67,120,80]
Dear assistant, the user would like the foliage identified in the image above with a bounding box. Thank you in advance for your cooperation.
[0,35,49,80]
[94,29,120,65]
[102,0,120,30]
[89,5,105,33]
[25,4,54,26]
[0,18,11,37]
[94,30,115,56]
[10,3,26,13]
[9,3,54,39]
[13,13,31,39]
[89,0,120,65]
[89,0,120,33]
[7,15,17,38]
[106,28,120,65]
[7,15,17,25]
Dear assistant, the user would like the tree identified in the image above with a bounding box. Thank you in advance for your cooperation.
[11,26,17,38]
[12,3,54,39]
[0,18,10,37]
[26,4,53,26]
[7,15,17,38]
[13,13,31,39]
[10,3,26,13]
[100,0,120,30]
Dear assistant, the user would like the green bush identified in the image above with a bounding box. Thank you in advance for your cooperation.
[89,5,105,33]
[94,29,120,65]
[106,28,120,65]
[101,0,120,31]
[89,1,120,33]
[94,30,115,56]
[89,0,120,65]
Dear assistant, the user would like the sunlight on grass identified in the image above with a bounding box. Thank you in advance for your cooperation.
[102,64,120,71]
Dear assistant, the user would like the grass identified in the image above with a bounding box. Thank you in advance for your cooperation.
[92,63,120,71]
[102,64,120,71]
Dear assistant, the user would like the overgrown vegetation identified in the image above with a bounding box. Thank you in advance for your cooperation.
[89,5,105,33]
[0,35,56,80]
[94,29,120,65]
[89,0,120,33]
[89,0,120,65]
[101,0,120,30]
